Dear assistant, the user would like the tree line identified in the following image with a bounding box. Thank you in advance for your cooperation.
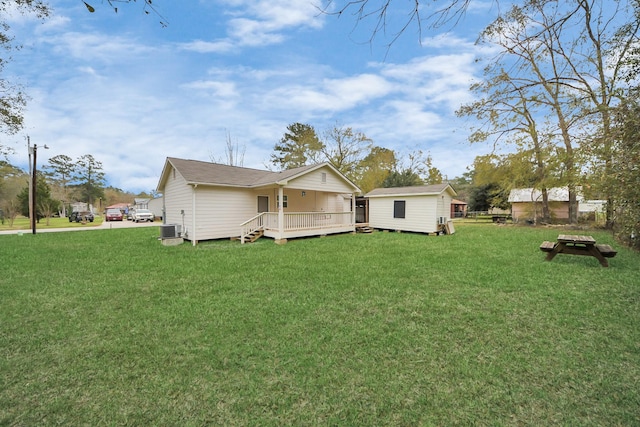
[0,154,150,226]
[268,122,444,194]
[1,0,638,249]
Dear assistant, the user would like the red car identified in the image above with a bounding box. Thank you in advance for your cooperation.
[105,208,123,221]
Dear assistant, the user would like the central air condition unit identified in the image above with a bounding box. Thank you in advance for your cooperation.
[160,224,181,239]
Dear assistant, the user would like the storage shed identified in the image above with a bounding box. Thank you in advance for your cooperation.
[365,183,457,234]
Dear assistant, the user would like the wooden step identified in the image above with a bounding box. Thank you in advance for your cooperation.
[243,229,264,243]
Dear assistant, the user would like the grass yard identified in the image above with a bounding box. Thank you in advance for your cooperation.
[1,224,638,426]
[0,216,103,231]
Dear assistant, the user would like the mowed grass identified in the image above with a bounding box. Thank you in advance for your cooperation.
[1,224,638,426]
[0,216,103,231]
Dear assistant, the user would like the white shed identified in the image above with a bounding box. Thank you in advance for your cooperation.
[365,184,457,234]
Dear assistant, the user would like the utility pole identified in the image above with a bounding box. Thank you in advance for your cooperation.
[27,136,33,228]
[28,138,49,235]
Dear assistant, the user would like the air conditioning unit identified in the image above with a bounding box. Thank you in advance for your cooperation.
[438,216,447,225]
[160,224,181,239]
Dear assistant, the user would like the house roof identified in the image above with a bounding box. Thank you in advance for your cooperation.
[508,187,573,203]
[452,199,467,205]
[365,183,457,198]
[156,157,360,192]
[106,203,129,209]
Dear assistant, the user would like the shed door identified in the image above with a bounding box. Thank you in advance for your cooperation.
[257,196,269,213]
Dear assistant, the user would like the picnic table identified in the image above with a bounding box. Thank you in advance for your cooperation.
[539,234,617,267]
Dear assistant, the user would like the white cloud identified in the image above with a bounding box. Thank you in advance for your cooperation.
[179,39,236,53]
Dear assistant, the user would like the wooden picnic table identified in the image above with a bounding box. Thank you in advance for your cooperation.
[539,234,617,267]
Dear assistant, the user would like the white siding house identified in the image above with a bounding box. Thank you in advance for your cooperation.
[156,158,361,245]
[365,184,457,234]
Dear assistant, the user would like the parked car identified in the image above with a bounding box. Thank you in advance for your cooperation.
[105,208,123,221]
[132,208,154,222]
[69,211,94,223]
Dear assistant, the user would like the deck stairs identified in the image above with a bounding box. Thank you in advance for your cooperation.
[356,224,373,233]
[241,228,264,243]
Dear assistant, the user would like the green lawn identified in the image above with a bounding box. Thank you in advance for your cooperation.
[1,224,638,425]
[0,216,103,231]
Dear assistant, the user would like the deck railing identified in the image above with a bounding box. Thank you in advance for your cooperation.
[241,212,354,243]
[263,212,352,231]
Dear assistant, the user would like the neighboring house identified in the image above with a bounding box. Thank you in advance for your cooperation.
[508,187,571,222]
[105,202,129,213]
[451,199,467,218]
[148,197,163,220]
[133,198,150,209]
[71,202,94,214]
[579,199,606,223]
[156,158,361,245]
[365,184,457,234]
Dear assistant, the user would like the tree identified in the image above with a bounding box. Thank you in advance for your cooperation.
[73,154,105,206]
[82,0,168,26]
[210,130,245,166]
[44,154,75,217]
[0,160,27,226]
[382,169,422,188]
[397,149,442,185]
[271,123,323,170]
[609,94,640,249]
[321,124,372,182]
[17,172,57,222]
[357,146,397,193]
[0,1,50,152]
[322,0,479,46]
[461,0,638,224]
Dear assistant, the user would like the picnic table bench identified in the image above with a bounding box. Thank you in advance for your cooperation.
[540,234,617,267]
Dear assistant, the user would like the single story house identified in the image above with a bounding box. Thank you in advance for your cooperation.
[508,187,605,223]
[365,183,457,234]
[508,187,571,222]
[156,158,361,245]
[105,202,129,212]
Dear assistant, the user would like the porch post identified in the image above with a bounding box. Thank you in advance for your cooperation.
[277,186,286,244]
[351,193,356,226]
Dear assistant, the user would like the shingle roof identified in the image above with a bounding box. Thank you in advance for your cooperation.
[365,183,455,197]
[164,158,337,188]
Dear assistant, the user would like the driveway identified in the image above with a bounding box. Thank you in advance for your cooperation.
[0,219,159,235]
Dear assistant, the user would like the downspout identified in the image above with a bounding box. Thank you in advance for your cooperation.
[192,184,198,246]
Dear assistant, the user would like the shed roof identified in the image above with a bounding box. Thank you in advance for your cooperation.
[365,183,457,198]
[156,157,360,192]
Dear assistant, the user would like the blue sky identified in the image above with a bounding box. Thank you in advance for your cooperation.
[5,0,499,193]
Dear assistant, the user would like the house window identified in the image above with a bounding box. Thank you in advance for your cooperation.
[394,200,406,219]
[277,195,288,208]
[321,172,327,183]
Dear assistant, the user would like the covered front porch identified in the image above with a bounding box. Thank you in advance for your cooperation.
[240,211,356,243]
[239,184,357,243]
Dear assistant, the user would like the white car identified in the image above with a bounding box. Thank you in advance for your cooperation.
[132,209,154,223]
